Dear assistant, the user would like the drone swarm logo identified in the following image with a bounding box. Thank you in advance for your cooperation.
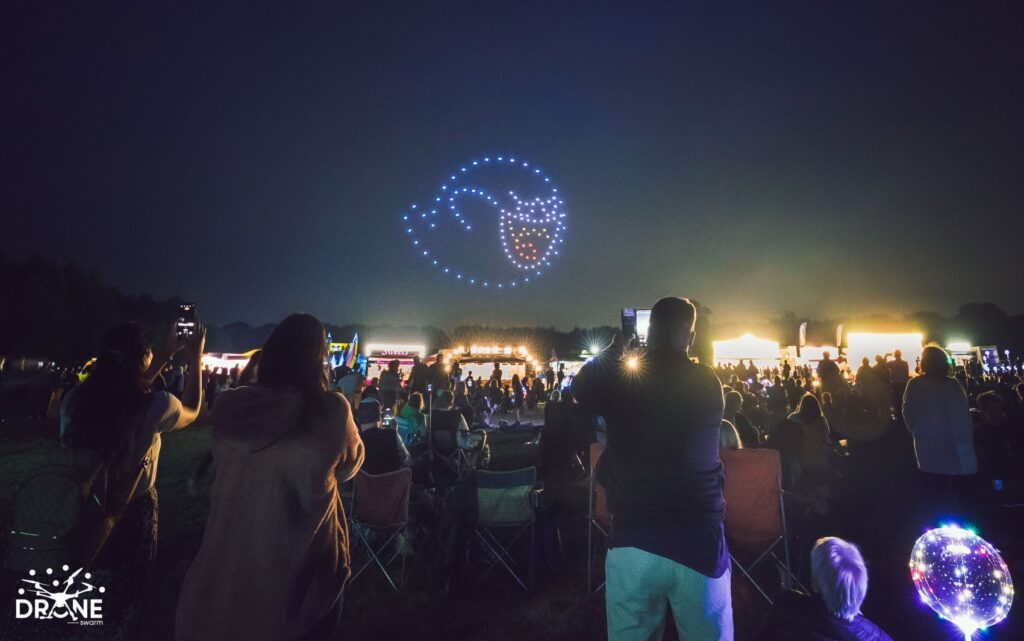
[15,565,105,625]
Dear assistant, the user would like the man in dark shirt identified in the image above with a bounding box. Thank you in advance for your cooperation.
[408,355,428,395]
[816,352,842,396]
[572,297,732,641]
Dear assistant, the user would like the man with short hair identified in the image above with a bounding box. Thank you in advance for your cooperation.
[573,297,732,640]
[816,352,842,396]
[405,354,427,396]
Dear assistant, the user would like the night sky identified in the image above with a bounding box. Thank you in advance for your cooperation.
[3,2,1023,329]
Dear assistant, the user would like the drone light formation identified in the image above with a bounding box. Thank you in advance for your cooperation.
[400,154,568,289]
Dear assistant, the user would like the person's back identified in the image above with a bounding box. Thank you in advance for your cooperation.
[572,297,731,641]
[408,360,428,393]
[580,351,724,534]
[360,426,410,475]
[761,590,892,641]
[888,357,910,385]
[903,374,976,475]
[176,314,364,641]
[379,368,400,393]
[177,386,363,640]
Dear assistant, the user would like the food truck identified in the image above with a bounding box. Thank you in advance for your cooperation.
[363,343,428,381]
[437,344,540,385]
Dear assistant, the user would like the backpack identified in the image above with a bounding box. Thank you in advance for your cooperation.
[5,447,106,572]
[5,447,151,573]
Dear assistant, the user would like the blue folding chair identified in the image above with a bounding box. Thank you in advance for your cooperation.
[472,467,540,590]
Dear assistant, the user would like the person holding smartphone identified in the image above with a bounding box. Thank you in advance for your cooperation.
[59,318,206,638]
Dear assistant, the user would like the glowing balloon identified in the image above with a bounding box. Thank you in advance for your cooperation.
[910,525,1013,639]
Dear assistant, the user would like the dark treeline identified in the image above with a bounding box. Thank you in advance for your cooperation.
[3,256,1022,363]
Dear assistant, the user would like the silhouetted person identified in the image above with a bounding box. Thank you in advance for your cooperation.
[573,297,732,640]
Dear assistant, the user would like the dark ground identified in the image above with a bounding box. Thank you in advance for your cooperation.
[1,388,1022,640]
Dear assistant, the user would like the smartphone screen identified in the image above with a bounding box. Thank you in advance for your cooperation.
[177,303,197,338]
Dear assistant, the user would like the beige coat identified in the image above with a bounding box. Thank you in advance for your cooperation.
[175,387,364,641]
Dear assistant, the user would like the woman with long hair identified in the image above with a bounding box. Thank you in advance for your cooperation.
[511,373,524,423]
[176,313,364,641]
[60,321,205,638]
[788,393,833,490]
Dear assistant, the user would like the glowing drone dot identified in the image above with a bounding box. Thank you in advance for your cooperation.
[99,587,105,593]
[18,588,24,595]
[46,568,53,575]
[52,580,59,586]
[29,570,36,576]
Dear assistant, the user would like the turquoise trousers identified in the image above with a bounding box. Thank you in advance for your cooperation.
[605,546,733,641]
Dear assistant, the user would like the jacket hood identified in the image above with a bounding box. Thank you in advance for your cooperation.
[211,385,303,453]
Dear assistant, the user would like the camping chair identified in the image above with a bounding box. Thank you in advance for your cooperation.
[349,468,413,591]
[472,467,539,591]
[721,448,803,605]
[430,409,475,474]
[587,442,612,593]
[396,416,424,447]
[486,429,542,471]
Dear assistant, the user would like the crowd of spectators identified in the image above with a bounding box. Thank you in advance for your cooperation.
[3,301,1023,641]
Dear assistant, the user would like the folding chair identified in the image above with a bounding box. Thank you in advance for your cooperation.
[430,408,474,474]
[396,416,424,447]
[586,442,612,593]
[721,448,804,605]
[348,468,413,591]
[472,467,539,591]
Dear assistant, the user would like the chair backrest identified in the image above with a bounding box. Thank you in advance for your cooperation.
[721,448,783,550]
[395,417,421,446]
[589,443,611,525]
[352,468,412,528]
[475,467,537,526]
[430,409,461,454]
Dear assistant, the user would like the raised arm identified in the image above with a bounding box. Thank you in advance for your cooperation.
[172,324,206,430]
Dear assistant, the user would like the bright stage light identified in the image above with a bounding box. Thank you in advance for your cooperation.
[911,525,1013,639]
[712,334,780,369]
[845,332,923,369]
